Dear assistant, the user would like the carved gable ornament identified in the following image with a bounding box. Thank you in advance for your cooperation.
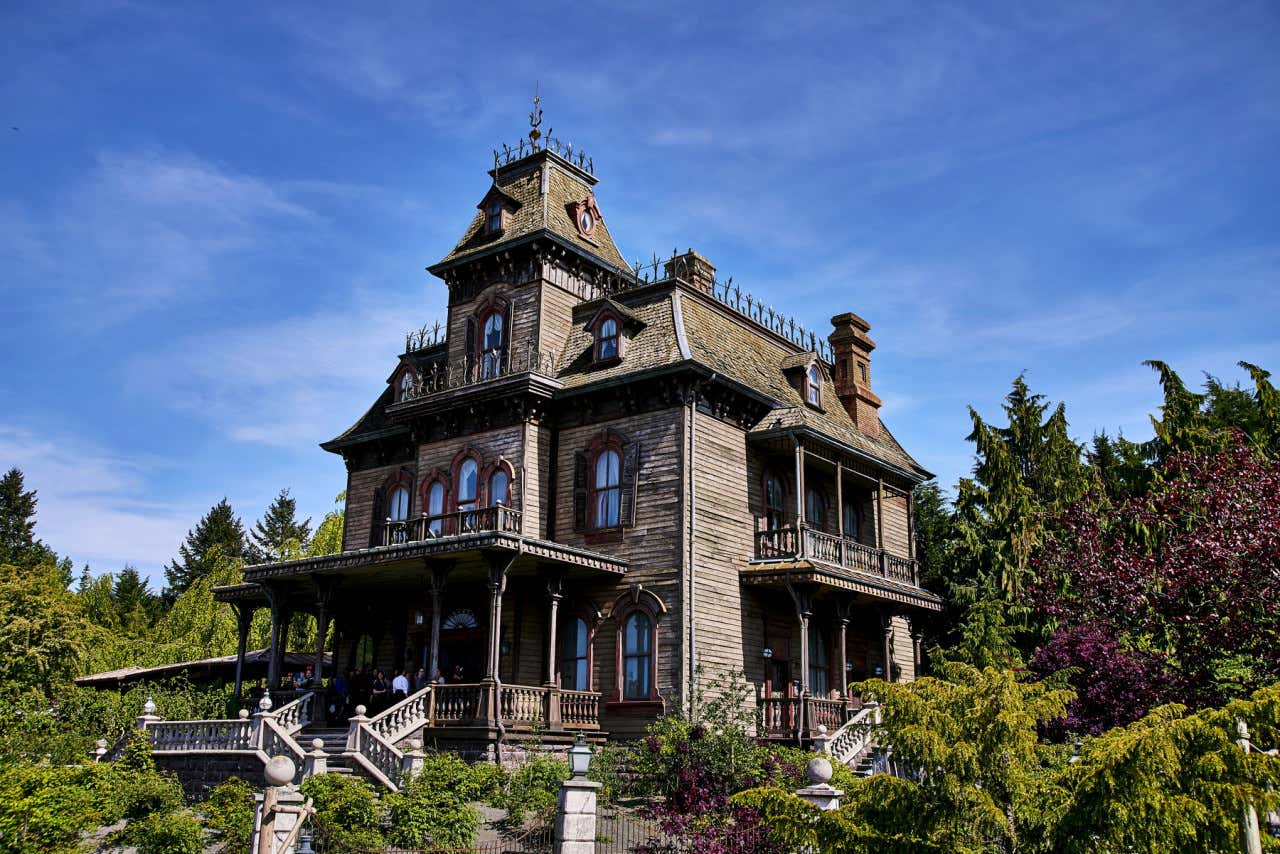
[568,195,603,239]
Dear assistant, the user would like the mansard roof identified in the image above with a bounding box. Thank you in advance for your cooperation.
[430,149,628,275]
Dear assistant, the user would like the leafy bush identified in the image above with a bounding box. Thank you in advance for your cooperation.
[587,742,628,803]
[497,754,567,824]
[114,770,185,821]
[128,808,204,854]
[416,751,506,803]
[201,775,255,849]
[386,772,480,849]
[0,763,117,854]
[301,772,385,852]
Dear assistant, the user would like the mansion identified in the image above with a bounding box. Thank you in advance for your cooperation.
[189,122,941,788]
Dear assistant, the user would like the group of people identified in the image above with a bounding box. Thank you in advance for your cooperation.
[254,663,475,723]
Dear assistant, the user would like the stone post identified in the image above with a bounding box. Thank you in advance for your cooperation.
[554,778,602,854]
[795,756,843,811]
[400,738,425,780]
[346,705,370,752]
[136,696,160,731]
[254,756,309,854]
[812,724,829,754]
[302,738,327,779]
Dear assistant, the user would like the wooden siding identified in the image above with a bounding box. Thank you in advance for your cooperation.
[882,493,911,558]
[343,462,418,551]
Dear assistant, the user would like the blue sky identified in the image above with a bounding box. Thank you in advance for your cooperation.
[2,1,1277,586]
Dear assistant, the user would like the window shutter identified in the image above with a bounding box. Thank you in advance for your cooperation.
[573,452,589,532]
[503,301,514,369]
[464,316,478,377]
[370,487,386,545]
[620,441,641,527]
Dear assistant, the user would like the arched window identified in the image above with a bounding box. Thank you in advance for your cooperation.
[489,469,509,507]
[354,634,374,671]
[560,616,590,691]
[842,500,860,541]
[806,364,822,407]
[442,609,479,630]
[597,317,619,360]
[457,458,478,530]
[480,312,504,380]
[808,630,829,695]
[622,611,652,700]
[765,473,787,530]
[805,487,825,530]
[426,481,445,534]
[388,486,410,521]
[486,200,503,233]
[593,449,621,528]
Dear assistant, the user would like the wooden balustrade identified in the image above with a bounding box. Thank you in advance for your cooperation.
[806,697,848,732]
[431,683,483,724]
[381,506,522,547]
[499,685,544,725]
[758,694,857,738]
[147,719,254,751]
[560,690,601,730]
[759,696,800,735]
[753,518,921,587]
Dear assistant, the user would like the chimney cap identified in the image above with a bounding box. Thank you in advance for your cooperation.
[831,312,871,333]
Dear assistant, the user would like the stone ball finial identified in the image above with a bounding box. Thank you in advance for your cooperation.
[355,704,367,716]
[264,755,296,787]
[312,738,325,750]
[238,709,250,720]
[806,756,834,785]
[96,738,108,749]
[817,725,828,735]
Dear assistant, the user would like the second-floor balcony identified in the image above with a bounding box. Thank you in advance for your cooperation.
[754,518,920,587]
[380,506,522,547]
[399,343,559,403]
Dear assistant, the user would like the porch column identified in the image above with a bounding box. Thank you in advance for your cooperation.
[876,477,888,576]
[836,615,850,700]
[786,581,814,698]
[881,610,895,682]
[911,622,925,679]
[232,602,254,701]
[794,438,807,559]
[427,562,450,682]
[265,588,289,691]
[835,459,845,566]
[544,571,564,731]
[481,552,515,727]
[313,578,337,687]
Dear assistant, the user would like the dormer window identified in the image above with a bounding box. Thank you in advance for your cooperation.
[398,371,415,402]
[806,364,822,407]
[597,317,619,360]
[486,200,504,233]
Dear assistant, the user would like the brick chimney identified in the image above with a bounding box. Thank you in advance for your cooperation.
[664,249,716,294]
[829,312,881,438]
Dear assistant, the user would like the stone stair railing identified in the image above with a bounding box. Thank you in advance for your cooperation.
[344,686,433,792]
[816,701,881,769]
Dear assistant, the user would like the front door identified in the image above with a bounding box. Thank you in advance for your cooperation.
[438,607,484,683]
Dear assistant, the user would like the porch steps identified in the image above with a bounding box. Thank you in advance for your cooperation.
[301,727,357,778]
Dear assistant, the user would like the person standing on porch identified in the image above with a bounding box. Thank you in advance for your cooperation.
[413,667,428,691]
[370,669,389,714]
[392,669,409,702]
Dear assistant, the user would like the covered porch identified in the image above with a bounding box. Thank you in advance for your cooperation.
[214,520,627,736]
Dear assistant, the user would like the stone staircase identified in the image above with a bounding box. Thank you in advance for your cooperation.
[816,702,883,777]
[301,726,357,778]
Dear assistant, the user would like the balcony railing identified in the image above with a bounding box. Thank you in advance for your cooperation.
[400,344,558,402]
[381,506,522,547]
[754,519,920,586]
[757,691,861,740]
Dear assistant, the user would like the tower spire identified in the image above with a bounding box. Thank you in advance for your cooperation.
[529,83,543,148]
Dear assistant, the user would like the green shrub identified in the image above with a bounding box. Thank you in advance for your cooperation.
[300,772,384,851]
[497,754,567,824]
[129,808,204,854]
[114,769,184,821]
[385,773,479,849]
[587,743,628,804]
[201,775,255,849]
[0,764,116,854]
[416,752,506,803]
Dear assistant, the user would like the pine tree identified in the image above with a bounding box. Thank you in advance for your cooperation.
[113,565,157,631]
[164,499,247,600]
[0,468,57,569]
[911,480,952,591]
[307,491,346,557]
[248,489,312,563]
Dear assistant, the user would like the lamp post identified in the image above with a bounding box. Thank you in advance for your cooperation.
[568,732,592,779]
[557,733,601,853]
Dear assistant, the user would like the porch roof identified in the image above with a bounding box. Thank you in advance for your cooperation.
[230,531,627,586]
[742,558,944,612]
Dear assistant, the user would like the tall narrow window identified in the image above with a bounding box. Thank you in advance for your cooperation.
[486,200,503,233]
[426,481,445,535]
[597,317,619,360]
[489,470,509,506]
[842,500,860,541]
[765,473,787,530]
[805,487,825,530]
[808,630,829,696]
[561,616,589,690]
[622,611,652,700]
[399,371,414,401]
[593,449,621,528]
[480,312,505,380]
[457,458,478,530]
[806,365,822,407]
[388,486,410,521]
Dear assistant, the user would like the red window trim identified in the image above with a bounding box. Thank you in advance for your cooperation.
[449,447,483,513]
[592,312,622,364]
[479,459,516,507]
[587,432,625,531]
[803,362,824,409]
[608,587,664,704]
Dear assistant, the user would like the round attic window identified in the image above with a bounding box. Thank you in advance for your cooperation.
[578,209,595,234]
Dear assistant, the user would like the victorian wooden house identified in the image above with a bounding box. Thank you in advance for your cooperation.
[211,123,941,774]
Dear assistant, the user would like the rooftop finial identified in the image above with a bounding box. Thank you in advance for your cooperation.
[529,82,543,148]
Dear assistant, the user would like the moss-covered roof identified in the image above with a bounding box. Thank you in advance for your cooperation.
[432,150,628,273]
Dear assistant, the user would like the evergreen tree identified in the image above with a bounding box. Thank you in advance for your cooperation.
[911,480,952,591]
[0,561,90,689]
[0,468,57,569]
[1144,360,1280,461]
[1085,431,1150,499]
[164,498,247,600]
[307,491,346,557]
[248,489,312,563]
[951,376,1089,609]
[113,565,157,631]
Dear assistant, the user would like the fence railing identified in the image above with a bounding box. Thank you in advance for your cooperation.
[146,719,255,752]
[399,344,558,402]
[758,691,859,740]
[381,506,522,547]
[819,702,882,768]
[754,519,921,586]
